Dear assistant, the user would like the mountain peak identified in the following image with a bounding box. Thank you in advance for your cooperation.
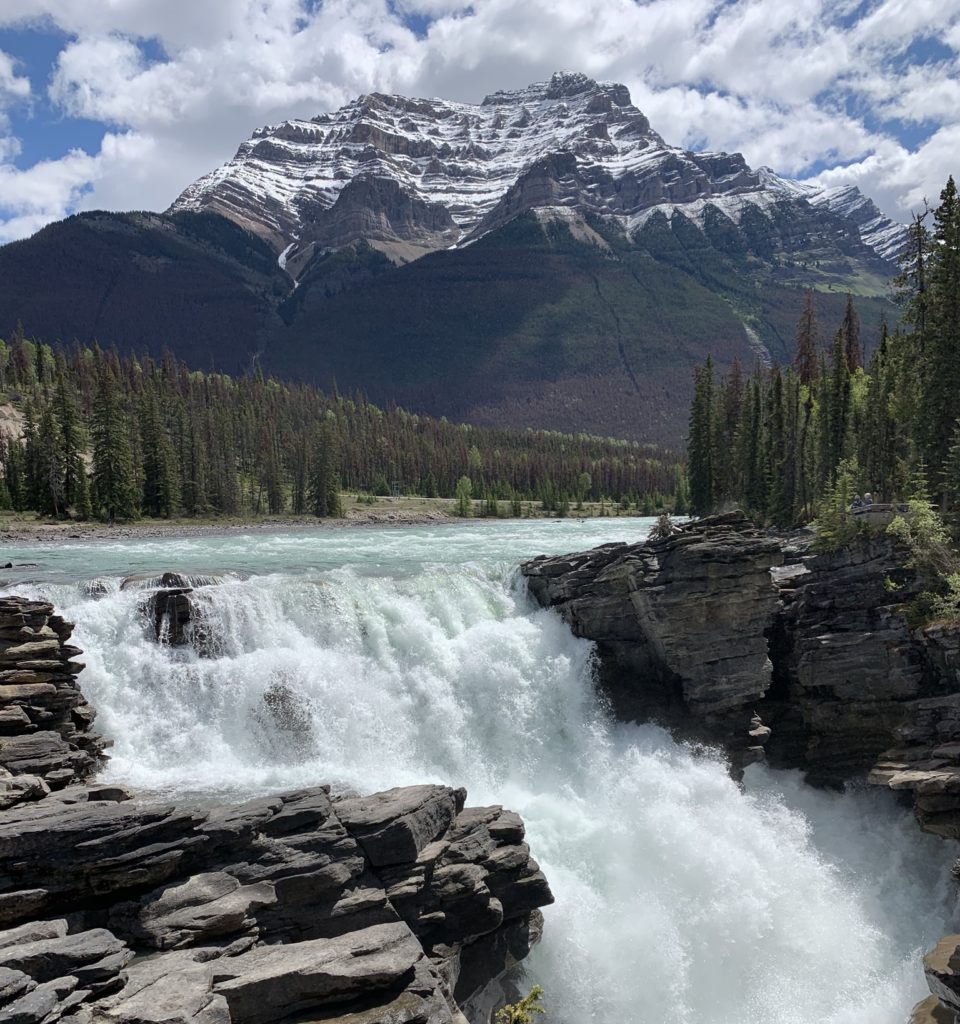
[169,73,905,272]
[480,71,632,108]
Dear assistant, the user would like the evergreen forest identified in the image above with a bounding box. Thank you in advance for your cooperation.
[686,175,960,533]
[0,339,680,521]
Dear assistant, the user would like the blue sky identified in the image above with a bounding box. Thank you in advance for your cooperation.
[0,0,958,242]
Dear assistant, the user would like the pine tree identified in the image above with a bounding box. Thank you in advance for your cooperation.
[688,358,715,514]
[54,358,84,510]
[826,331,851,486]
[942,418,960,530]
[922,176,960,497]
[794,288,820,384]
[840,294,862,373]
[76,464,93,520]
[308,418,342,518]
[765,367,797,527]
[182,412,209,516]
[140,387,179,517]
[91,367,138,521]
[35,404,66,517]
[739,373,766,515]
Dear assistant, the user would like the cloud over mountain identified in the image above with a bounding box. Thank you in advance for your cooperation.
[0,0,958,243]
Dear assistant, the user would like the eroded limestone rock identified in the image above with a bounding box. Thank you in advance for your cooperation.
[0,598,104,794]
[0,777,551,1024]
[522,511,783,765]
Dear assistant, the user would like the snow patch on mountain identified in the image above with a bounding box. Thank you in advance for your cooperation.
[758,168,908,262]
[170,72,906,269]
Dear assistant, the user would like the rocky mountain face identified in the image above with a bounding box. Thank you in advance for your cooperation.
[0,597,553,1024]
[521,513,960,1022]
[171,72,905,271]
[0,73,904,444]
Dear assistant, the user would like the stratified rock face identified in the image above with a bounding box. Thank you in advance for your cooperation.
[523,512,783,758]
[0,597,106,801]
[521,514,958,790]
[0,781,552,1024]
[769,538,929,785]
[867,621,960,841]
[170,72,905,269]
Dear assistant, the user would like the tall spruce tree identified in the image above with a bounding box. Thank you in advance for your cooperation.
[54,356,84,510]
[794,289,820,384]
[841,294,863,372]
[35,404,65,517]
[687,358,715,514]
[923,176,960,496]
[91,367,138,521]
[827,330,852,486]
[308,418,342,518]
[140,386,179,517]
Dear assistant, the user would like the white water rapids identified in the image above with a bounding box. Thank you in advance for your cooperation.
[3,518,957,1023]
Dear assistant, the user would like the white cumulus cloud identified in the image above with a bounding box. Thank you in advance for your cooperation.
[0,0,959,240]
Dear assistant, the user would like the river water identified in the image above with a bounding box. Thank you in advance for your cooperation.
[2,518,956,1023]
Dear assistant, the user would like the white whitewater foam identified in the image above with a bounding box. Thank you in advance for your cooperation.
[10,521,957,1023]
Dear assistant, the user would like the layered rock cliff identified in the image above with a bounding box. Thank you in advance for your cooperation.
[523,512,782,769]
[170,72,905,272]
[0,597,106,804]
[0,598,553,1024]
[521,511,955,788]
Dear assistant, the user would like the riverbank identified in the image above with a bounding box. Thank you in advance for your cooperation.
[0,496,646,545]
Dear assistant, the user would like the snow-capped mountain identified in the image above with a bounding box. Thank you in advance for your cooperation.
[757,170,906,263]
[0,72,907,448]
[171,71,906,273]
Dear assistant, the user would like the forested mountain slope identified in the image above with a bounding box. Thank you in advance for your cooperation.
[0,74,902,445]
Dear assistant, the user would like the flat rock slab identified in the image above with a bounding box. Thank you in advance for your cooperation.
[138,872,276,949]
[211,922,422,1024]
[337,787,459,867]
[0,928,130,987]
[0,920,67,951]
[0,966,34,1004]
[91,947,228,1024]
[0,975,78,1024]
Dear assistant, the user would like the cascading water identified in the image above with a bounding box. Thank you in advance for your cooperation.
[4,519,957,1023]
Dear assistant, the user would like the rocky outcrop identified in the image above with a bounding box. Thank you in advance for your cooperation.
[120,573,242,652]
[0,780,551,1024]
[913,937,960,1023]
[765,537,929,785]
[0,594,552,1024]
[0,598,106,801]
[867,621,960,843]
[523,511,783,768]
[521,512,946,787]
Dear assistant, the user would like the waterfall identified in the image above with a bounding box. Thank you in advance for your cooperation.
[9,520,958,1023]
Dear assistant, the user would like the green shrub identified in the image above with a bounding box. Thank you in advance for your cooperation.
[886,499,958,579]
[495,986,545,1024]
[812,460,862,552]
